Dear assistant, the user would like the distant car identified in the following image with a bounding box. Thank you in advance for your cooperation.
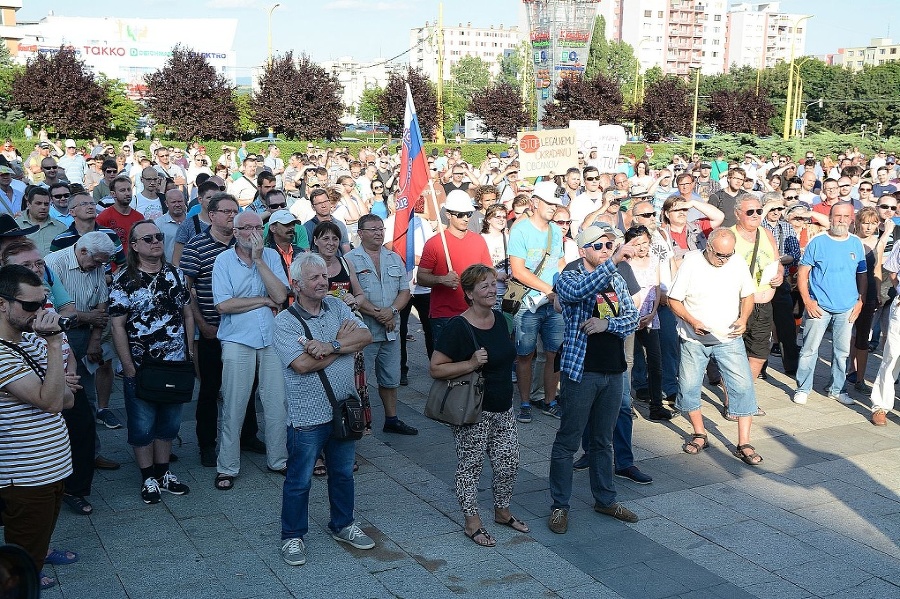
[469,138,501,144]
[338,137,363,143]
[249,136,286,143]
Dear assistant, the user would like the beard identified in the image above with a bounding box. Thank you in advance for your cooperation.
[830,223,849,236]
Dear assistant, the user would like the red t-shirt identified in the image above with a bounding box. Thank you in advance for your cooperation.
[811,202,832,217]
[419,230,492,318]
[96,207,145,247]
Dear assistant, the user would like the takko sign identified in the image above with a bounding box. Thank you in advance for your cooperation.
[84,45,126,56]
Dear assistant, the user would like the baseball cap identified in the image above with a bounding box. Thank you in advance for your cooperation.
[699,163,711,169]
[38,142,51,149]
[577,223,622,247]
[0,166,15,175]
[444,189,475,212]
[269,209,299,226]
[531,181,563,206]
[65,139,77,148]
[629,185,650,198]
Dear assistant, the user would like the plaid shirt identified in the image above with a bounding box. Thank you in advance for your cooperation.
[762,219,801,276]
[555,259,640,383]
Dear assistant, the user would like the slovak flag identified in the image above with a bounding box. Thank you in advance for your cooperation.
[393,83,429,272]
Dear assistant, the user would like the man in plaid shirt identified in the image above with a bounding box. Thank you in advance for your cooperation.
[547,224,640,534]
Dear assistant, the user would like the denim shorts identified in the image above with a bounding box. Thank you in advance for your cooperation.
[364,339,400,388]
[514,302,564,356]
[676,337,757,416]
[123,376,185,446]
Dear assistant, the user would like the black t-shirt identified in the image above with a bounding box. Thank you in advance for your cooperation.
[559,259,639,375]
[709,190,740,228]
[434,311,515,412]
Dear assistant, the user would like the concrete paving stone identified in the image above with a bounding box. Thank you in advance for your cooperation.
[691,482,822,537]
[493,536,594,591]
[595,561,691,599]
[554,582,625,599]
[820,575,900,598]
[631,489,751,531]
[661,540,782,589]
[630,515,710,551]
[814,478,900,514]
[372,563,457,599]
[801,527,900,568]
[775,464,836,486]
[699,520,828,571]
[792,501,899,554]
[742,579,815,599]
[735,472,838,511]
[399,529,499,573]
[433,555,548,598]
[773,554,873,597]
[672,582,759,599]
[204,549,292,598]
[643,553,731,592]
[180,514,251,556]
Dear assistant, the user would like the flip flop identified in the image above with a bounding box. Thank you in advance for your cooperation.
[45,549,79,565]
[62,494,93,515]
[40,571,57,590]
[465,527,495,547]
[214,473,235,491]
[313,460,327,477]
[494,515,529,533]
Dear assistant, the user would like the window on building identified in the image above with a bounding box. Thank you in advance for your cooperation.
[881,48,886,54]
[658,11,663,18]
[879,59,885,64]
[848,50,854,56]
[712,51,718,57]
[714,15,721,21]
[644,10,652,17]
[892,48,898,54]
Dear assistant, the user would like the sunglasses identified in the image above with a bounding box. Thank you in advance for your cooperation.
[554,219,571,225]
[137,233,165,243]
[709,248,735,260]
[783,195,798,200]
[768,206,785,212]
[584,176,599,182]
[42,166,58,170]
[268,202,288,210]
[0,294,47,312]
[745,208,764,216]
[860,188,873,193]
[448,211,473,218]
[372,186,384,191]
[634,211,656,219]
[668,207,690,213]
[878,204,898,211]
[51,193,71,199]
[584,241,615,250]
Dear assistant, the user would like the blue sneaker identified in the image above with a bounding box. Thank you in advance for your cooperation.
[542,402,561,419]
[614,466,652,485]
[516,406,532,423]
[96,408,122,429]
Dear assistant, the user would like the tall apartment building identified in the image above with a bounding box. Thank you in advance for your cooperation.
[320,57,405,119]
[616,0,728,77]
[0,0,22,55]
[726,3,809,72]
[409,21,522,82]
[837,38,900,72]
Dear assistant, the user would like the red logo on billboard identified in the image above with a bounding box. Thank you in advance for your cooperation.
[519,135,541,154]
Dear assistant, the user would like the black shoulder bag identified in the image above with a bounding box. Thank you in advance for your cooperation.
[288,305,365,441]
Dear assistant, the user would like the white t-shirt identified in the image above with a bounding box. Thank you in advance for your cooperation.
[569,193,601,234]
[131,193,164,221]
[668,249,755,344]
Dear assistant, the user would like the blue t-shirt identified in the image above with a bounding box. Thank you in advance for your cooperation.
[507,218,564,298]
[800,233,866,313]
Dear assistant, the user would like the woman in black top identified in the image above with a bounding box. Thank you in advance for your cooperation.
[430,264,526,547]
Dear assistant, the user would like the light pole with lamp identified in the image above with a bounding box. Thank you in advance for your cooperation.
[782,15,812,140]
[267,3,281,65]
[690,65,701,157]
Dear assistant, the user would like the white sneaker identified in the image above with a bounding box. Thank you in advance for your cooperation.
[281,538,306,566]
[830,393,854,405]
[792,391,808,405]
[332,523,375,550]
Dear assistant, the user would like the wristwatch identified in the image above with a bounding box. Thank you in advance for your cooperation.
[330,340,341,353]
[391,307,399,316]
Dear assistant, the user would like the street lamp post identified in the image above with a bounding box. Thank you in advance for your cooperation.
[267,3,281,65]
[782,15,812,140]
[690,66,701,157]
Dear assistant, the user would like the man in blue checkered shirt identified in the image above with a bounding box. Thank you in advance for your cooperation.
[546,224,641,534]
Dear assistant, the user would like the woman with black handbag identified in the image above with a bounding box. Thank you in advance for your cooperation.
[429,264,527,547]
[109,220,194,505]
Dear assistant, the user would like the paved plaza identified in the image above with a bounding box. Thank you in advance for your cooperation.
[41,324,900,599]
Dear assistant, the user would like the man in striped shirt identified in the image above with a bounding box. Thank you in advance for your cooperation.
[0,264,74,588]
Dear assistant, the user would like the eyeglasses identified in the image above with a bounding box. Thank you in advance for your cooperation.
[490,214,507,220]
[267,202,287,210]
[708,248,735,260]
[554,219,571,225]
[157,154,169,159]
[783,195,798,200]
[137,233,165,243]
[448,211,473,218]
[235,225,264,232]
[0,294,46,312]
[42,166,58,170]
[214,208,239,215]
[584,176,599,182]
[634,211,656,219]
[452,172,464,176]
[142,177,159,182]
[860,188,873,193]
[51,192,71,200]
[359,226,385,233]
[838,184,852,188]
[372,186,384,191]
[745,208,764,216]
[72,201,95,209]
[878,204,898,211]
[584,241,614,250]
[768,206,785,212]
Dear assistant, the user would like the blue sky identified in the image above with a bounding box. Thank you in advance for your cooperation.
[17,0,896,73]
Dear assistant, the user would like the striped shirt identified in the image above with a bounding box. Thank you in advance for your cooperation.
[44,245,109,312]
[0,333,72,487]
[49,221,126,267]
[180,230,235,326]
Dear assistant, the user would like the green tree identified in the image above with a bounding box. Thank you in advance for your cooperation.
[233,91,258,135]
[356,86,383,123]
[450,55,492,99]
[541,74,623,128]
[635,76,692,136]
[378,67,437,139]
[97,75,140,136]
[468,82,529,138]
[584,15,637,90]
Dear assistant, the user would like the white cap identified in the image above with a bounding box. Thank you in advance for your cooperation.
[531,181,563,205]
[64,139,77,148]
[444,189,475,212]
[269,209,299,226]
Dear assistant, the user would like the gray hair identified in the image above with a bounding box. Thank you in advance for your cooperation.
[75,231,115,256]
[707,227,736,247]
[734,193,761,212]
[233,210,261,228]
[289,252,326,285]
[761,191,783,205]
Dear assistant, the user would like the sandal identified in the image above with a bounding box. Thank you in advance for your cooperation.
[40,571,56,590]
[313,459,327,477]
[494,515,529,533]
[724,407,767,422]
[465,527,496,547]
[214,473,235,491]
[734,444,763,466]
[683,433,709,455]
[45,549,79,565]
[62,494,93,516]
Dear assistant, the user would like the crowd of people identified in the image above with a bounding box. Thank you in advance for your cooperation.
[1,134,899,587]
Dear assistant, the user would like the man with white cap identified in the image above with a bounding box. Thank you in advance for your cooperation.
[509,180,566,423]
[417,189,492,343]
[265,209,305,280]
[57,140,87,186]
[548,224,641,534]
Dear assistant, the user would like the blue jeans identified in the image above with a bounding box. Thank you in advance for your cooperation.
[281,424,356,541]
[658,305,680,396]
[550,371,622,510]
[122,376,184,447]
[514,302,564,356]
[796,308,853,396]
[676,337,757,416]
